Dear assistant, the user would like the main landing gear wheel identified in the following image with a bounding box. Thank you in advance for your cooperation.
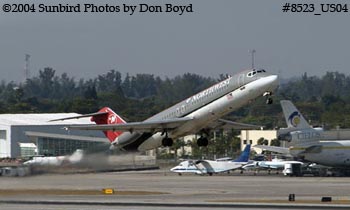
[197,137,208,147]
[162,137,173,147]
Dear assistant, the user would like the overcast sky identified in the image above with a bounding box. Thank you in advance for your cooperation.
[1,0,349,82]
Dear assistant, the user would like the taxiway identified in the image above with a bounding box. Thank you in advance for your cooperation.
[1,170,350,209]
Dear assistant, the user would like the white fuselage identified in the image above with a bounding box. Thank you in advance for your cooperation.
[244,160,303,170]
[170,160,247,175]
[290,140,350,167]
[23,149,84,166]
[278,100,350,168]
[138,75,278,151]
[170,160,204,175]
[23,156,65,166]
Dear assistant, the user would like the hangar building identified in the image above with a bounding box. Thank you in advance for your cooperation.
[0,113,108,158]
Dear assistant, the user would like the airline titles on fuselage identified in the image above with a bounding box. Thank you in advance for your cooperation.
[161,78,232,120]
[186,78,231,105]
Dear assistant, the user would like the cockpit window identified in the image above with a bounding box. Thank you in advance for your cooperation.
[247,69,266,77]
[247,70,256,77]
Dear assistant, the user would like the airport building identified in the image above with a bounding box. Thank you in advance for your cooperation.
[0,113,108,158]
[240,129,278,154]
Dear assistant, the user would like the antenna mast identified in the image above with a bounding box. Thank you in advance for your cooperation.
[24,54,30,81]
[250,49,256,69]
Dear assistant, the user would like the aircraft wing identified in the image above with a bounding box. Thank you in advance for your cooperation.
[259,164,280,169]
[196,160,243,173]
[195,160,215,173]
[64,117,193,133]
[253,145,291,155]
[242,163,258,170]
[207,119,262,130]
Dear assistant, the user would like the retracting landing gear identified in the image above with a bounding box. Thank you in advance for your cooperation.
[197,137,208,147]
[161,130,173,147]
[197,129,210,147]
[162,137,173,147]
[263,91,273,105]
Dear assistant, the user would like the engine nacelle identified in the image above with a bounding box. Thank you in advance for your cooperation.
[277,133,292,142]
[278,128,323,145]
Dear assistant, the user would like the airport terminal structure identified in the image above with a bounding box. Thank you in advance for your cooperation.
[1,112,275,159]
[0,113,108,158]
[3,113,350,159]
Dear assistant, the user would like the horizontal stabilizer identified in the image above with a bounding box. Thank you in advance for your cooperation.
[49,112,107,122]
[253,145,290,155]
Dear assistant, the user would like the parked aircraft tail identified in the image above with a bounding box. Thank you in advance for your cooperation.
[233,144,251,162]
[90,107,126,142]
[280,100,311,130]
[278,100,322,143]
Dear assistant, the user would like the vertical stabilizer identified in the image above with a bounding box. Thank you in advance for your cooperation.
[280,100,311,129]
[90,107,126,142]
[233,144,251,162]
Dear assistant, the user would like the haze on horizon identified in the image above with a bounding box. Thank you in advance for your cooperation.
[1,0,350,83]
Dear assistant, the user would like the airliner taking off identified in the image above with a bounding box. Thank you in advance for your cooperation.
[52,69,278,152]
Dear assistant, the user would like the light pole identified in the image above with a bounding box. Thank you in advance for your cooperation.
[250,49,256,69]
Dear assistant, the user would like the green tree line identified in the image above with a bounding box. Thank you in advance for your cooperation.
[1,68,350,129]
[2,68,350,159]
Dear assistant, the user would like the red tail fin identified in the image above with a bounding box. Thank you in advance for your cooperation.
[90,107,126,142]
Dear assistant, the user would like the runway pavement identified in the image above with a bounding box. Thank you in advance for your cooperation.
[1,169,350,209]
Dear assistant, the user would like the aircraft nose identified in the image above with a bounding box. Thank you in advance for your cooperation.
[265,75,279,90]
[267,74,278,83]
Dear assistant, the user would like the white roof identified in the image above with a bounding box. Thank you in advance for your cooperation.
[0,113,93,126]
[25,131,107,142]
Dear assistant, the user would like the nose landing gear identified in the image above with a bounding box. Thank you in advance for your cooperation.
[263,91,273,104]
[266,97,273,104]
